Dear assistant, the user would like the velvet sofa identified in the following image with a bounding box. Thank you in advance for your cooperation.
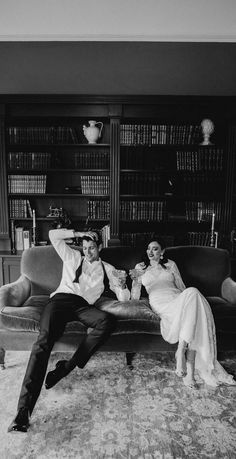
[1,244,236,369]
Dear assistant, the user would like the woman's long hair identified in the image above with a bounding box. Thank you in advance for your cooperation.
[142,235,168,269]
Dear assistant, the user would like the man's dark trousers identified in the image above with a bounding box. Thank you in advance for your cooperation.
[17,293,117,414]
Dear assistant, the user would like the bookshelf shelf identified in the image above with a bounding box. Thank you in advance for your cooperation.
[9,169,110,173]
[7,144,110,149]
[9,194,110,197]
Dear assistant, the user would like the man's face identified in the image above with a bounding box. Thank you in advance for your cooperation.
[82,240,100,263]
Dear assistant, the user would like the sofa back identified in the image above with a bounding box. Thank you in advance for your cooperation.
[21,244,230,296]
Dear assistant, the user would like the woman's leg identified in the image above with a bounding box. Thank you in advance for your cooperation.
[183,348,197,388]
[175,339,188,376]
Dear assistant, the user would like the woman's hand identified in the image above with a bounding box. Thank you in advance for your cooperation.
[129,263,146,281]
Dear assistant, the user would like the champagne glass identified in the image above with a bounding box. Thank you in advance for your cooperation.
[112,269,127,287]
[129,263,146,281]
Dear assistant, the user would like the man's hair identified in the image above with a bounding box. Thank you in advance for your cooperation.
[81,231,102,246]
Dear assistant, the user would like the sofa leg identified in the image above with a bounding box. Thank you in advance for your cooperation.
[126,352,136,369]
[0,347,6,370]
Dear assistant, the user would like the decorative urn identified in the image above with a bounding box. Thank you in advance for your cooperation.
[200,118,214,145]
[83,120,103,144]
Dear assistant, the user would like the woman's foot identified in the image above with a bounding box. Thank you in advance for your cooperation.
[175,348,187,377]
[183,375,197,389]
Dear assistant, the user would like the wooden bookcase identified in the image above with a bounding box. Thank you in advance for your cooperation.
[119,114,228,248]
[0,95,236,257]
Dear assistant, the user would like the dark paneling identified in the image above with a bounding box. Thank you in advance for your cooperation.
[0,42,236,95]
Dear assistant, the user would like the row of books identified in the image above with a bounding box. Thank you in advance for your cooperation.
[9,199,33,218]
[185,201,222,222]
[187,231,219,246]
[120,124,201,146]
[120,200,166,221]
[8,152,51,170]
[176,149,224,171]
[120,232,175,247]
[120,173,161,194]
[7,126,79,145]
[120,231,156,247]
[120,149,165,170]
[81,176,110,195]
[87,200,110,220]
[75,151,109,169]
[8,175,47,194]
[101,224,110,248]
[177,174,223,195]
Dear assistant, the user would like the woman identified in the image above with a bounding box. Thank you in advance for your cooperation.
[130,237,235,388]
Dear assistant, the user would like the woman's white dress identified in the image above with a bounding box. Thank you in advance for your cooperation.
[131,259,235,386]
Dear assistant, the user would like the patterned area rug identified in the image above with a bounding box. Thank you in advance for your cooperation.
[1,351,236,459]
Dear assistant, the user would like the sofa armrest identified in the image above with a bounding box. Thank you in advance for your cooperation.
[221,277,236,305]
[0,275,31,308]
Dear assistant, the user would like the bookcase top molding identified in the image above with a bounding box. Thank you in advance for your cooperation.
[1,95,236,122]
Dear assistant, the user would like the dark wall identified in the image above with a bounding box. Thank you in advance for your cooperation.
[1,41,236,95]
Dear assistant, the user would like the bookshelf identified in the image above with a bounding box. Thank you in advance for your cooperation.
[2,102,113,251]
[0,96,236,258]
[119,103,232,249]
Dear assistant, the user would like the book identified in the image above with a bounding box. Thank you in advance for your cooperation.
[10,220,16,254]
[23,229,31,250]
[15,227,24,251]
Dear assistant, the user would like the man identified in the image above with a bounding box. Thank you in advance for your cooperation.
[8,228,130,432]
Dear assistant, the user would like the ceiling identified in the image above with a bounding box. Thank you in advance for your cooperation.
[0,0,236,42]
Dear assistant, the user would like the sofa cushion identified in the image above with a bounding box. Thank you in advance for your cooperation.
[166,246,230,296]
[0,295,87,333]
[21,246,63,295]
[97,297,161,334]
[96,297,154,318]
[0,295,161,335]
[207,296,236,333]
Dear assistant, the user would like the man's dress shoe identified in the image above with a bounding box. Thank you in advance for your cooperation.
[8,407,30,432]
[45,360,69,389]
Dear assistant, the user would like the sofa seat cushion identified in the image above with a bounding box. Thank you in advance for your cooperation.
[0,295,87,333]
[207,296,236,333]
[113,318,160,334]
[0,295,161,335]
[97,297,161,334]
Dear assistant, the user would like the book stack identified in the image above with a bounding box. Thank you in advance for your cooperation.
[120,124,201,146]
[185,201,222,222]
[120,172,161,194]
[9,199,33,218]
[8,126,79,144]
[8,152,51,169]
[74,150,109,168]
[87,200,110,220]
[120,200,166,221]
[176,148,223,171]
[81,176,110,195]
[8,175,47,193]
